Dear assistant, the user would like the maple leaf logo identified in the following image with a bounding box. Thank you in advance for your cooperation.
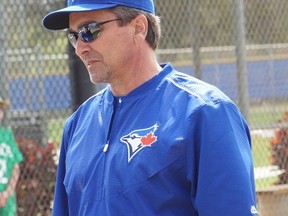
[141,132,157,146]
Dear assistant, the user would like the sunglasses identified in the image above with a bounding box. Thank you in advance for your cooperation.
[68,18,121,47]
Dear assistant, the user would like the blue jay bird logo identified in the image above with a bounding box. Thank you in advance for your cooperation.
[120,123,159,162]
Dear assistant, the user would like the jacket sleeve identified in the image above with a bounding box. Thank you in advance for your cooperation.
[187,101,258,216]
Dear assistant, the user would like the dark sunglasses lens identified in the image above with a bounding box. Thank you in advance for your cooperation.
[79,24,100,42]
[67,23,101,47]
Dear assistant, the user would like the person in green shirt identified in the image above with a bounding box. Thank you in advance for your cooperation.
[0,97,23,216]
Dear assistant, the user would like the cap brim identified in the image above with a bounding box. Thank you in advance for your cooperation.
[42,4,118,30]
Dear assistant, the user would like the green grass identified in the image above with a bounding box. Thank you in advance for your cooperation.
[256,177,277,189]
[252,136,271,167]
[248,102,287,127]
[252,135,278,189]
[48,119,65,146]
[249,110,283,126]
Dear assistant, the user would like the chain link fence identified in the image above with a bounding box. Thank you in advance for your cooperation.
[0,0,287,215]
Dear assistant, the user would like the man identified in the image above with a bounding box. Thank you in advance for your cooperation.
[43,0,258,215]
[0,98,23,216]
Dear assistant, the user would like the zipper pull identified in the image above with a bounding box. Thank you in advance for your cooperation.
[103,143,109,153]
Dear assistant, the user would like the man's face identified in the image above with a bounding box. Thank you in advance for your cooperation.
[69,10,136,84]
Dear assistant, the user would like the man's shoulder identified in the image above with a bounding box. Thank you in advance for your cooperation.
[165,70,232,104]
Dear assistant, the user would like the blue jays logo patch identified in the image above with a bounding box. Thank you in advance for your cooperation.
[120,123,159,162]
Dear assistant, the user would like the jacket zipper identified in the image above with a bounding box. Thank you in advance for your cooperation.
[100,97,121,200]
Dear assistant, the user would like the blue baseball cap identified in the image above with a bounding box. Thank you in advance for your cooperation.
[42,0,155,30]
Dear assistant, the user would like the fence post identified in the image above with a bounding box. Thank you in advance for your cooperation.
[234,0,250,120]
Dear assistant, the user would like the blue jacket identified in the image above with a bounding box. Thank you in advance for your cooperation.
[53,63,258,215]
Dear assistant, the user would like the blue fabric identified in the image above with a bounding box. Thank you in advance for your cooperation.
[43,0,155,30]
[53,63,258,216]
[68,0,154,13]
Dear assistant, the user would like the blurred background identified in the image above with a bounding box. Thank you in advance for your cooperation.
[0,0,287,215]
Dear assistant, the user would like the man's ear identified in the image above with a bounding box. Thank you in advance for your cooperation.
[132,14,148,41]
